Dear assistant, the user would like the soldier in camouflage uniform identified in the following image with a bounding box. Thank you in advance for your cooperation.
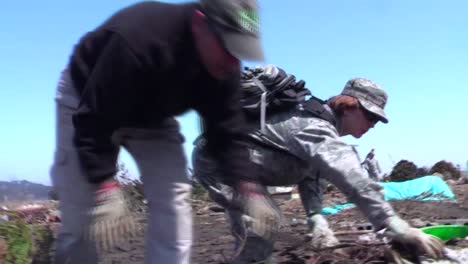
[192,77,444,263]
[362,149,383,181]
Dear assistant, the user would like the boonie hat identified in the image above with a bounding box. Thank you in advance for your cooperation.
[341,78,388,123]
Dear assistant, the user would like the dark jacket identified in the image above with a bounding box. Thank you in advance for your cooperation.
[69,1,251,184]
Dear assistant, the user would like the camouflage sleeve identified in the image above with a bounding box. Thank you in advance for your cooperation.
[291,119,396,229]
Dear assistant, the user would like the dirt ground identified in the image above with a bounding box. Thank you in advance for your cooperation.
[93,183,468,264]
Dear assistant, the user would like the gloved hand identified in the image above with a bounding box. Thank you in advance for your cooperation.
[232,181,281,240]
[381,216,444,260]
[306,214,339,249]
[88,180,137,251]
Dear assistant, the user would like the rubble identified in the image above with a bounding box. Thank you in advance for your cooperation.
[0,164,465,263]
[0,203,60,224]
[189,181,468,264]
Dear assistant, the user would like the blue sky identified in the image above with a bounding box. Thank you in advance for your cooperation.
[0,0,467,185]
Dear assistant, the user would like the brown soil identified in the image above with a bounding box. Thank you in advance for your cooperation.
[189,183,468,264]
[48,183,468,264]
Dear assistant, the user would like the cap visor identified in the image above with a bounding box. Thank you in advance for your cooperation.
[222,32,264,61]
[359,99,388,124]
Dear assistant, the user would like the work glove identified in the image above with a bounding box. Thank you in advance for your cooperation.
[306,214,339,249]
[88,180,137,251]
[380,216,444,260]
[232,181,281,240]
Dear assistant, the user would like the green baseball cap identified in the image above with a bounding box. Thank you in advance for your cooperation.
[200,0,264,61]
[341,78,389,123]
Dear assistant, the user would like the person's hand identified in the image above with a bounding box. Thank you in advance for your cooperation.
[306,214,339,248]
[232,181,281,240]
[88,180,137,251]
[381,216,444,259]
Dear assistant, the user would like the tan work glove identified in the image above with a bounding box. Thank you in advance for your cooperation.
[306,214,339,249]
[232,181,281,240]
[380,216,444,260]
[88,180,137,251]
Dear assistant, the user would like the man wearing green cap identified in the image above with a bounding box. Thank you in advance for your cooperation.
[193,71,444,263]
[50,1,270,263]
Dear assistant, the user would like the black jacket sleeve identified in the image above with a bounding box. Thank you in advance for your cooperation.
[297,176,324,217]
[197,74,256,185]
[72,34,144,184]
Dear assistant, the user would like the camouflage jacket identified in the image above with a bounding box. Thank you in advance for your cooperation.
[362,157,382,180]
[242,104,396,228]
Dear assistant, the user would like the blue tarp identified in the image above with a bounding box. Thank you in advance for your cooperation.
[322,203,356,215]
[322,175,456,215]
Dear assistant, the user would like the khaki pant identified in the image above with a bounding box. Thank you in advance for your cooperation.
[51,68,192,264]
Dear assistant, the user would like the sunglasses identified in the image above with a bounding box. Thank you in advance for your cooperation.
[360,106,380,124]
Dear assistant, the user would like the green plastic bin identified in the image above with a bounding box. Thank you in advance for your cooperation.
[421,225,468,241]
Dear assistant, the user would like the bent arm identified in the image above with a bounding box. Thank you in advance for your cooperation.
[196,74,254,185]
[73,34,144,184]
[292,121,396,229]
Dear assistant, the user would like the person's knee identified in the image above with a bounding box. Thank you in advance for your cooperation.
[244,212,281,240]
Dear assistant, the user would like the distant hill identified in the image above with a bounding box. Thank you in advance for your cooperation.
[0,180,51,202]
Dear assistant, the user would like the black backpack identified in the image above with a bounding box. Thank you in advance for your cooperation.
[240,65,311,131]
[196,65,335,153]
